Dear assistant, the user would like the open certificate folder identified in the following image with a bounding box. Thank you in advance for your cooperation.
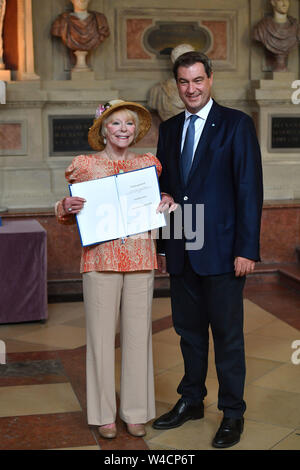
[69,165,166,247]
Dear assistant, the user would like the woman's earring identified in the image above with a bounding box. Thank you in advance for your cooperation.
[103,137,107,145]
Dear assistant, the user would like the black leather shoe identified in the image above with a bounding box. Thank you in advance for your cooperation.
[212,417,244,448]
[152,399,204,430]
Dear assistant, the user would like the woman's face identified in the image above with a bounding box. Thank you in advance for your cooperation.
[104,110,136,149]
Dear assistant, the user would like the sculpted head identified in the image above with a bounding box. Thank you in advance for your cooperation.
[171,44,195,64]
[70,0,90,12]
[270,0,290,15]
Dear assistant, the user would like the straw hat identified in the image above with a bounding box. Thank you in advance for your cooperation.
[88,99,152,151]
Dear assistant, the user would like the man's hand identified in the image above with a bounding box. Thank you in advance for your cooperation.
[234,257,255,277]
[156,193,178,214]
[157,255,167,274]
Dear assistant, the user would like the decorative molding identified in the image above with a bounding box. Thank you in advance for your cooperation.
[115,8,237,71]
[143,21,212,59]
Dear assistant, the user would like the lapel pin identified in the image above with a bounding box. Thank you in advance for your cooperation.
[212,123,216,127]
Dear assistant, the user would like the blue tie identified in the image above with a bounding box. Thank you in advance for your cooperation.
[181,115,198,186]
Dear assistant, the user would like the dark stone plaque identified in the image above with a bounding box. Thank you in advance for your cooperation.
[144,22,211,58]
[271,116,300,149]
[49,116,94,156]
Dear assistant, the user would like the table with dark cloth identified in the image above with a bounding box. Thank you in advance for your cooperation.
[0,220,47,324]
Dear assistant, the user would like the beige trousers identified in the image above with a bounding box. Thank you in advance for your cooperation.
[82,270,156,426]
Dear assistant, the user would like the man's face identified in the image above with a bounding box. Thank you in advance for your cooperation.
[271,0,289,15]
[176,62,213,114]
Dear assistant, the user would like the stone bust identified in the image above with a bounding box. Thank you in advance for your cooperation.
[51,0,110,53]
[253,0,300,72]
[148,44,195,121]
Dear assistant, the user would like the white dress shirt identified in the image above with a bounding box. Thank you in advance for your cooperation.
[181,98,213,161]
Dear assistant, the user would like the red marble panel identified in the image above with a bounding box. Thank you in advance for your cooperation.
[36,215,82,277]
[127,19,153,59]
[0,123,22,150]
[202,21,227,60]
[3,203,300,281]
[260,206,300,263]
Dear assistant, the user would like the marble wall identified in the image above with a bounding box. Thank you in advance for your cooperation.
[2,201,300,288]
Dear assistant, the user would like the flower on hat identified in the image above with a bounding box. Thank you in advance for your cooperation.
[95,102,111,119]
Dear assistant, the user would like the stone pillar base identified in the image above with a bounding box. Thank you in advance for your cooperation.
[250,76,300,200]
[71,69,95,81]
[0,70,11,81]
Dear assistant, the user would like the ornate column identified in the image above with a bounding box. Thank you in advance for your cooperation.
[0,0,6,69]
[0,0,10,80]
[16,0,39,80]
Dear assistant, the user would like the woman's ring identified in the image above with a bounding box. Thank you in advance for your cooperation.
[68,207,72,212]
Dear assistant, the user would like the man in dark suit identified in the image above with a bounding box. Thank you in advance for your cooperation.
[153,51,263,448]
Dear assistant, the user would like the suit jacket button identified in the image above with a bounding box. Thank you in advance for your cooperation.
[183,196,188,201]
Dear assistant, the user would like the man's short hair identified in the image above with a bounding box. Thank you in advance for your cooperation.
[173,51,213,80]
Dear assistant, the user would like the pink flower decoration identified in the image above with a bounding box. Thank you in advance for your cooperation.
[95,103,111,119]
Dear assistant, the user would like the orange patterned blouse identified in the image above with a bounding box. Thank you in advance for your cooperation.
[56,152,162,273]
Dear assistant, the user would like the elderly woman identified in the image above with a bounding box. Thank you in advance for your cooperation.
[56,100,175,439]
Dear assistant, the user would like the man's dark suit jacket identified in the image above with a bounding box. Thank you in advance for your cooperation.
[157,100,264,276]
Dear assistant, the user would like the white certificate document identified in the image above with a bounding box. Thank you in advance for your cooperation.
[69,165,166,246]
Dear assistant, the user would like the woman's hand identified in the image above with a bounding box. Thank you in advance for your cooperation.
[156,193,178,214]
[63,196,86,214]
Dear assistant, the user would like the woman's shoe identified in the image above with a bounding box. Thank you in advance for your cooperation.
[98,423,117,439]
[127,423,146,437]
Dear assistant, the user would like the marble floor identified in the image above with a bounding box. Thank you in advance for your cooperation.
[0,281,299,451]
